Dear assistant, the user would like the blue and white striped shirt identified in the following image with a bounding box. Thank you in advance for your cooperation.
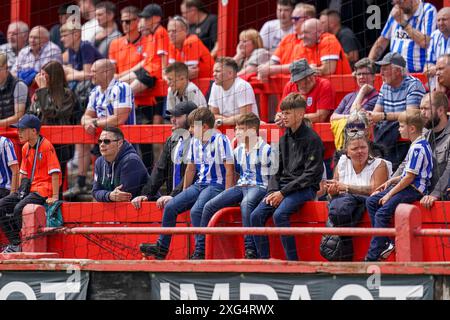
[87,79,136,125]
[381,2,437,72]
[377,75,426,113]
[171,133,191,189]
[0,136,18,190]
[401,136,433,194]
[234,137,272,188]
[427,29,450,64]
[188,132,234,186]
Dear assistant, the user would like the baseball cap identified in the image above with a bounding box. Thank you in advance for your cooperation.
[166,101,198,117]
[138,4,163,18]
[375,52,406,68]
[11,114,41,131]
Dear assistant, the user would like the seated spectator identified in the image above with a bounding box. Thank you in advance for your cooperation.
[257,3,316,79]
[192,113,273,259]
[292,18,352,76]
[78,0,103,44]
[365,109,433,261]
[64,59,135,198]
[0,32,5,45]
[209,57,258,126]
[259,0,294,54]
[92,127,148,202]
[435,54,450,101]
[50,3,75,52]
[181,0,218,55]
[0,53,28,128]
[250,93,324,261]
[0,21,29,71]
[164,62,207,114]
[139,108,234,260]
[319,9,361,68]
[0,114,61,253]
[94,1,122,57]
[131,101,198,208]
[425,7,450,80]
[0,136,19,198]
[367,52,426,171]
[13,26,62,85]
[167,15,214,84]
[233,29,270,78]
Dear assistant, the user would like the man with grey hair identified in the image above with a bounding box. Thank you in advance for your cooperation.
[13,26,62,85]
[0,21,29,71]
[367,52,426,171]
[425,7,450,78]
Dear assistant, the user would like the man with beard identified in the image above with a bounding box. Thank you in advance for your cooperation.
[393,91,450,208]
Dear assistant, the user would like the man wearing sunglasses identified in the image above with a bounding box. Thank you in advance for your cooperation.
[92,127,148,202]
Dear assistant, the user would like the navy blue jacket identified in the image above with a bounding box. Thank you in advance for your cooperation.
[92,141,148,201]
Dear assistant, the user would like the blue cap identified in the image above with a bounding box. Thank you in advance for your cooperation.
[11,114,41,131]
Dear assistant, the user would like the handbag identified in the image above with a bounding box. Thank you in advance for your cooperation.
[320,218,354,261]
[18,137,41,200]
[44,200,64,228]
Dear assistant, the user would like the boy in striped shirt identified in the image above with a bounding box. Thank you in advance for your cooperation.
[140,108,234,260]
[192,113,272,259]
[365,109,433,261]
[0,136,19,198]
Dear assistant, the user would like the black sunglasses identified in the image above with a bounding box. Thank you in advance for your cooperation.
[121,19,137,24]
[98,139,120,145]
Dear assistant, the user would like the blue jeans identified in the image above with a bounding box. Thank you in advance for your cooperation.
[250,187,316,261]
[195,185,267,254]
[365,185,422,260]
[157,183,224,249]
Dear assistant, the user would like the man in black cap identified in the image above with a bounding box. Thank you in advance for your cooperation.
[131,101,198,210]
[0,114,61,254]
[367,52,426,171]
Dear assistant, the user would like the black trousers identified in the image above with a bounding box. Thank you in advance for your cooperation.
[0,192,46,245]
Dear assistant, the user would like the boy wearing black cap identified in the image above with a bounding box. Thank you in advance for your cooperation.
[0,114,61,254]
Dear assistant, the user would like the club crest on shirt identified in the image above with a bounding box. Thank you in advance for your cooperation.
[307,97,313,107]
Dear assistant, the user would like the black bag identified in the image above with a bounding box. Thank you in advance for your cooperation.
[18,137,41,200]
[320,218,354,261]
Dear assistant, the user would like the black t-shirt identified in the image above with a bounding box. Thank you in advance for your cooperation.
[0,31,6,46]
[337,26,361,54]
[189,14,217,51]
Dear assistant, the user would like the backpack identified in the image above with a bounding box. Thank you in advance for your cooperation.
[320,218,354,261]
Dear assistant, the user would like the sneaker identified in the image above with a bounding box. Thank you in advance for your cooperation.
[1,244,21,254]
[190,250,205,260]
[139,243,168,260]
[380,242,395,260]
[63,184,89,199]
[244,249,258,259]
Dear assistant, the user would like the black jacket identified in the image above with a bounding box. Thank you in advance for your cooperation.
[268,122,324,195]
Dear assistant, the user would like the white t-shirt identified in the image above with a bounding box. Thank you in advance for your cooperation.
[82,19,103,44]
[337,155,392,186]
[208,77,258,117]
[167,81,207,113]
[259,19,294,53]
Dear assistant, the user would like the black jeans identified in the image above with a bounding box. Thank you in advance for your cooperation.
[0,192,47,245]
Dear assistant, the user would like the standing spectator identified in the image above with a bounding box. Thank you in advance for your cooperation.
[208,57,258,126]
[164,62,207,114]
[181,0,218,55]
[233,29,270,78]
[13,26,62,85]
[368,52,426,171]
[50,3,76,52]
[436,54,450,101]
[0,53,28,128]
[94,1,122,57]
[292,19,352,76]
[64,59,135,198]
[257,3,316,79]
[0,114,61,253]
[0,21,29,71]
[365,109,432,261]
[425,7,450,79]
[369,0,437,73]
[92,127,148,202]
[259,0,294,54]
[139,108,234,260]
[250,93,324,261]
[167,16,214,84]
[0,136,19,199]
[0,32,5,46]
[78,0,103,44]
[319,9,361,68]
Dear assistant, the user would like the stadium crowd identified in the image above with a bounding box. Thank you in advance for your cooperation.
[0,0,449,261]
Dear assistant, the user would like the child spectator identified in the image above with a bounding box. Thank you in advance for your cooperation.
[365,109,433,261]
[0,136,19,198]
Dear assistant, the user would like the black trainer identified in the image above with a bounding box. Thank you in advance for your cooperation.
[139,242,168,260]
[244,249,258,259]
[190,250,205,260]
[380,241,395,260]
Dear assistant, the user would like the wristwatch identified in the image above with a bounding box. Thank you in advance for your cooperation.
[93,119,98,127]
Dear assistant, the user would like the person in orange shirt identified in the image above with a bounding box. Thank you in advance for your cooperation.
[292,18,352,76]
[0,114,61,253]
[257,3,316,79]
[167,16,213,84]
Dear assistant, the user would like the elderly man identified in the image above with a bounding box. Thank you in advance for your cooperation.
[368,52,426,171]
[425,7,450,78]
[92,127,147,202]
[64,59,135,198]
[259,0,294,53]
[0,21,29,71]
[369,0,437,73]
[13,26,62,85]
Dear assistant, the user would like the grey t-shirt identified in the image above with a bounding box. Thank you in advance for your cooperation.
[167,81,207,113]
[96,29,122,57]
[336,26,361,54]
[0,79,28,105]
